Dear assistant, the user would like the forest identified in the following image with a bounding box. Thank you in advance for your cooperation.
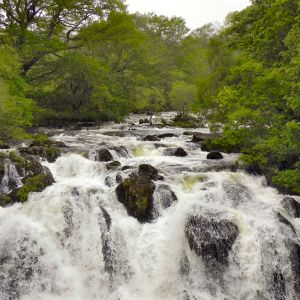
[0,0,300,194]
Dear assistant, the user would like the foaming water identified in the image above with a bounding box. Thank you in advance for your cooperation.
[0,114,299,300]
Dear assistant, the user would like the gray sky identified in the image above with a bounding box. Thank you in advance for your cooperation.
[126,0,250,29]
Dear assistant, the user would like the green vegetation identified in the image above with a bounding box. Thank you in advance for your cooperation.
[0,0,300,194]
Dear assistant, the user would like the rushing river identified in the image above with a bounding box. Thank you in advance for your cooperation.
[0,113,300,300]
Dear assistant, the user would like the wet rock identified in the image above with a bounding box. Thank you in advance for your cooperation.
[116,173,123,184]
[156,184,177,209]
[192,132,221,143]
[154,143,167,148]
[111,146,129,158]
[122,165,134,171]
[207,151,223,160]
[157,133,178,139]
[0,152,55,205]
[185,213,238,270]
[19,140,61,162]
[281,197,300,218]
[116,173,155,223]
[142,135,160,142]
[95,149,113,162]
[138,164,158,180]
[139,119,150,124]
[105,176,114,187]
[163,148,188,157]
[106,161,121,170]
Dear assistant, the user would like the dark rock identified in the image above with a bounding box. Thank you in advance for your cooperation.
[116,173,123,184]
[138,164,158,180]
[281,197,300,218]
[174,148,188,157]
[0,152,55,205]
[156,184,177,209]
[122,166,134,171]
[185,213,238,271]
[116,173,155,223]
[0,143,10,149]
[163,147,188,157]
[192,132,221,143]
[157,133,178,139]
[207,151,223,160]
[106,161,121,170]
[154,143,167,148]
[19,140,61,162]
[139,119,150,124]
[183,131,194,136]
[142,135,160,142]
[96,149,113,162]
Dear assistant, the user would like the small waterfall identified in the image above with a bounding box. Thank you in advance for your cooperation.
[0,159,23,194]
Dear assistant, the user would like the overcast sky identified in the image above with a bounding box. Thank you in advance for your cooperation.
[126,0,250,29]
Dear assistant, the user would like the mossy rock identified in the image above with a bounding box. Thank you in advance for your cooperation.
[0,193,12,207]
[16,173,54,202]
[106,161,121,170]
[0,152,55,205]
[116,174,155,223]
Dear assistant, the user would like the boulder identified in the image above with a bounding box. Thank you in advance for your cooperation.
[185,213,238,270]
[106,161,121,170]
[116,173,123,184]
[192,132,221,143]
[207,151,223,160]
[19,139,63,162]
[142,135,160,142]
[0,152,55,205]
[156,184,177,209]
[281,197,300,218]
[111,146,129,158]
[138,164,158,180]
[163,148,188,157]
[157,133,178,139]
[96,149,113,162]
[116,173,155,223]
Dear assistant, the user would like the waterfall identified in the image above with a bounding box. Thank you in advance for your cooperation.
[0,114,299,300]
[0,159,23,194]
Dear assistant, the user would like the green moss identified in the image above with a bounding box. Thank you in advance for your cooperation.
[0,193,12,207]
[17,174,50,202]
[135,196,148,213]
[9,151,26,168]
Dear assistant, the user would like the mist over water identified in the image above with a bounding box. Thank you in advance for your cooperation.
[0,113,299,300]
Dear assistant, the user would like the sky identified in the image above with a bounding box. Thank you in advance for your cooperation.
[126,0,250,29]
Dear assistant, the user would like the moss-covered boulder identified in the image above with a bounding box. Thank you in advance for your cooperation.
[0,152,55,206]
[18,137,63,162]
[95,149,113,162]
[116,173,155,223]
[106,161,121,170]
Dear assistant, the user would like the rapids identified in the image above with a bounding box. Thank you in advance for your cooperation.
[0,113,299,300]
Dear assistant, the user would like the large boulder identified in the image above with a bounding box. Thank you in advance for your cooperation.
[0,152,55,206]
[207,151,223,160]
[19,138,64,162]
[185,213,238,271]
[95,149,113,162]
[115,164,161,222]
[116,173,155,223]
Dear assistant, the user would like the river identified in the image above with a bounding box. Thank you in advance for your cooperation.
[0,113,299,300]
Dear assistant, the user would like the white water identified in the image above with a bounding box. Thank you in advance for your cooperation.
[0,113,299,300]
